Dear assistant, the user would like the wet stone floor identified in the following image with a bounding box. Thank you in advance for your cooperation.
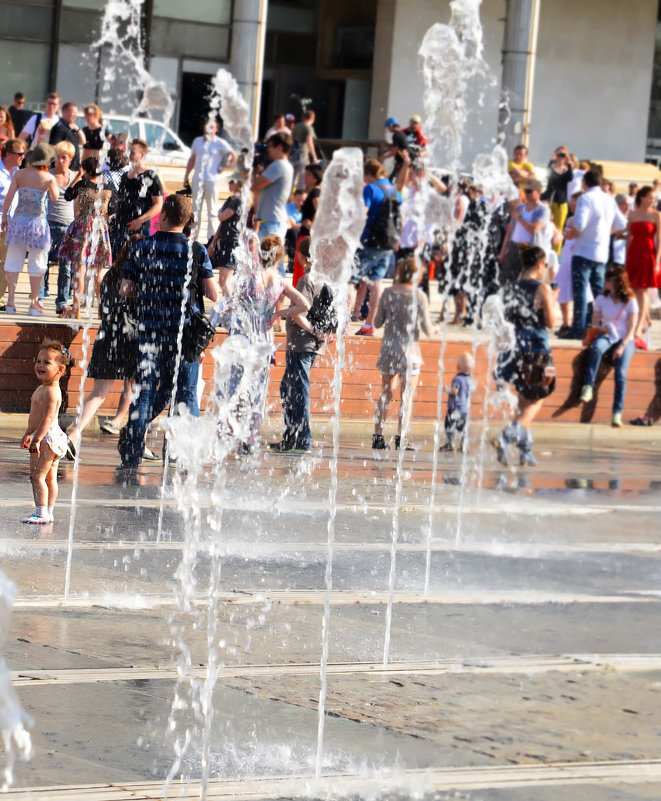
[1,427,661,800]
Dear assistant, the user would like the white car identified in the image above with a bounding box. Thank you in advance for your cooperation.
[76,113,190,166]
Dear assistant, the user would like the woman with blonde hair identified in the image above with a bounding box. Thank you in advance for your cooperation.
[0,106,15,143]
[372,256,433,450]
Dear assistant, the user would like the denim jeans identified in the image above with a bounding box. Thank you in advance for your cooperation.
[583,336,635,413]
[571,255,605,336]
[119,335,178,468]
[48,222,73,310]
[280,350,316,449]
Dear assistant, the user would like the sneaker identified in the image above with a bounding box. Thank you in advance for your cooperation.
[580,385,593,403]
[99,420,120,436]
[142,446,160,461]
[439,442,455,453]
[65,438,77,461]
[356,325,374,336]
[519,451,538,467]
[372,434,389,450]
[490,435,508,466]
[4,305,16,315]
[21,512,51,525]
[394,435,416,451]
[269,441,295,453]
[556,328,579,340]
[238,442,254,455]
[630,416,653,426]
[612,412,622,428]
[634,336,648,350]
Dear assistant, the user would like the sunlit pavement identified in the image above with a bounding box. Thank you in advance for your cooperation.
[1,420,661,800]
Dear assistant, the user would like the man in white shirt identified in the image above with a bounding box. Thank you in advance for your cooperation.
[562,169,616,338]
[183,119,237,239]
[0,139,26,310]
[19,93,61,147]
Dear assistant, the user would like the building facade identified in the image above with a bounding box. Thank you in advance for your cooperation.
[1,0,659,166]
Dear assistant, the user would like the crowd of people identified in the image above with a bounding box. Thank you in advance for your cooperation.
[2,91,660,523]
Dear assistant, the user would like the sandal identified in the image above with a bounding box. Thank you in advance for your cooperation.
[630,416,653,426]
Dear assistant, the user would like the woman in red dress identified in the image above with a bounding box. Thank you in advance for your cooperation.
[625,185,661,348]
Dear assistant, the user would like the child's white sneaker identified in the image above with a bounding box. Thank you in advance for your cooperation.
[21,512,51,524]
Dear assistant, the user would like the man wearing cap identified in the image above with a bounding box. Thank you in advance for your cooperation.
[0,139,26,311]
[404,115,429,156]
[184,118,237,240]
[382,117,409,184]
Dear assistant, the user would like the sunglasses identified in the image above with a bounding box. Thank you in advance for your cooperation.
[524,188,535,194]
[556,152,568,158]
[10,151,25,157]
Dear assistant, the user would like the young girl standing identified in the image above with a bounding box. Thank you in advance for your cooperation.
[20,340,75,524]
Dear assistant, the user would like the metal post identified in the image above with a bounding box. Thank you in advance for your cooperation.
[499,0,541,151]
[230,0,268,141]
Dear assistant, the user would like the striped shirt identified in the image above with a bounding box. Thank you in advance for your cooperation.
[123,232,212,336]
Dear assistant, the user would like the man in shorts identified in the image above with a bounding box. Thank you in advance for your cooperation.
[349,159,400,336]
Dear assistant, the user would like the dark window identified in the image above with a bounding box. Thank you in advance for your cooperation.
[265,32,316,67]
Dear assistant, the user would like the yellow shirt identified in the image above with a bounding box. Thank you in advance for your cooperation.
[508,160,535,187]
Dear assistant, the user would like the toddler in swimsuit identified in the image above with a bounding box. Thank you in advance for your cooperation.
[20,340,75,524]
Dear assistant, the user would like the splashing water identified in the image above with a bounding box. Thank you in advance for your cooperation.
[0,572,32,790]
[308,146,365,778]
[96,0,173,124]
[210,71,254,158]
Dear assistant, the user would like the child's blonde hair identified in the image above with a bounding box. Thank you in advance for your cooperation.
[40,339,75,369]
[457,351,474,374]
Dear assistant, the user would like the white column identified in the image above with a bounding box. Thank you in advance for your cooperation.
[230,0,268,140]
[499,0,541,150]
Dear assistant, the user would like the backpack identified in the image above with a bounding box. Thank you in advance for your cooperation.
[369,183,401,250]
[307,283,338,336]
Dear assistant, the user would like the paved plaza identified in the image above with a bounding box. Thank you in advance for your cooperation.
[1,416,660,799]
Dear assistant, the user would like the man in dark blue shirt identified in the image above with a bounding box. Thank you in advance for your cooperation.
[117,194,217,473]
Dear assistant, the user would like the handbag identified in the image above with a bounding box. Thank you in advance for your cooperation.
[182,311,216,362]
[181,243,216,362]
[514,350,557,401]
[582,327,601,347]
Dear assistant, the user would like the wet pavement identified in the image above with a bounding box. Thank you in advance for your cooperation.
[1,421,661,800]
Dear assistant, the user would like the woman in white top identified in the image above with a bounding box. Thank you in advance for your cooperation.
[579,267,638,427]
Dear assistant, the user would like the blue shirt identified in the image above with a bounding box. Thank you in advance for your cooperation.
[448,373,471,415]
[123,232,213,337]
[361,178,400,245]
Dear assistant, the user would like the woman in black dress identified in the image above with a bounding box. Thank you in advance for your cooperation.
[541,146,573,253]
[492,245,556,467]
[66,236,141,454]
